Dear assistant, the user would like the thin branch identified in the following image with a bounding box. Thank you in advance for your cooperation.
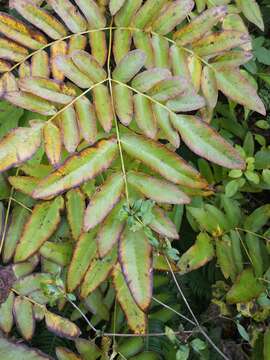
[165,256,230,360]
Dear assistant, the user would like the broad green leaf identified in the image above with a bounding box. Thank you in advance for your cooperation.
[0,12,47,50]
[47,0,87,33]
[13,296,35,341]
[89,31,107,66]
[151,0,194,35]
[13,255,39,278]
[236,0,264,31]
[45,311,81,339]
[40,241,73,266]
[56,347,81,360]
[216,235,238,281]
[113,50,146,83]
[150,206,179,239]
[0,292,14,333]
[66,189,85,241]
[60,106,80,154]
[226,268,265,304]
[43,123,62,167]
[14,197,64,262]
[171,114,245,169]
[19,77,76,104]
[2,205,31,264]
[193,31,250,57]
[177,232,214,274]
[72,50,107,83]
[131,68,171,93]
[67,231,97,292]
[120,129,208,189]
[0,123,42,173]
[13,273,52,296]
[113,29,132,64]
[75,338,101,360]
[166,91,205,112]
[264,329,270,360]
[215,68,266,115]
[133,32,154,69]
[33,137,118,199]
[110,0,125,15]
[112,263,147,334]
[0,336,50,359]
[96,201,125,257]
[127,171,190,204]
[11,0,68,39]
[83,288,110,320]
[84,172,124,231]
[119,228,152,311]
[173,6,228,45]
[0,100,24,140]
[117,337,144,358]
[244,205,270,232]
[151,34,170,69]
[80,246,117,298]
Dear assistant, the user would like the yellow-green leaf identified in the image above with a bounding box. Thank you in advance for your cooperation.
[13,296,35,341]
[45,311,81,339]
[119,228,152,311]
[14,197,64,262]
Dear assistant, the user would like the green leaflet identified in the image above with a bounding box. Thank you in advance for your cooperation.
[2,205,31,264]
[39,241,73,266]
[74,0,106,28]
[75,339,101,360]
[84,172,124,231]
[71,50,107,83]
[47,0,87,33]
[45,311,81,340]
[80,246,117,299]
[56,347,81,360]
[31,50,49,78]
[173,5,228,45]
[19,77,76,105]
[149,206,179,240]
[8,176,40,196]
[96,200,125,257]
[127,171,190,204]
[14,196,64,262]
[133,0,168,29]
[177,232,215,274]
[43,122,62,167]
[226,268,265,304]
[120,129,208,189]
[112,263,147,334]
[11,0,68,40]
[0,336,50,359]
[119,228,152,311]
[109,0,125,16]
[112,50,146,83]
[151,0,194,35]
[13,296,35,341]
[170,114,245,169]
[33,138,118,199]
[131,68,171,93]
[133,94,157,139]
[215,68,266,115]
[0,124,42,173]
[67,230,97,292]
[13,273,52,296]
[236,0,264,31]
[66,189,85,241]
[0,292,14,333]
[74,96,97,144]
[0,12,47,50]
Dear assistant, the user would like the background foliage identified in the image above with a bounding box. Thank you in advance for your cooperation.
[0,0,269,359]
